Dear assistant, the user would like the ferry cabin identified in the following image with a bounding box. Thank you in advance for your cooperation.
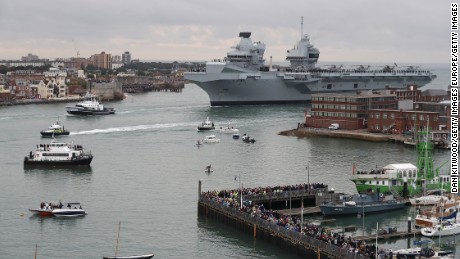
[32,142,84,161]
[351,163,418,194]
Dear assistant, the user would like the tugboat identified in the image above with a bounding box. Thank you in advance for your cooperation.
[40,119,70,137]
[66,92,115,115]
[197,117,215,131]
[24,139,93,166]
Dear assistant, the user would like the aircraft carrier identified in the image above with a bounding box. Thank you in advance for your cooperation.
[184,24,436,106]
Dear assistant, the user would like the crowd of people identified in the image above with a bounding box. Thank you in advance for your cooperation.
[202,184,378,259]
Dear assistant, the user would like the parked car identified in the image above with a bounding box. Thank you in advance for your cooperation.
[328,123,339,130]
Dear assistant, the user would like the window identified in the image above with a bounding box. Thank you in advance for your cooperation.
[327,84,332,89]
[383,113,387,119]
[390,113,395,120]
[354,83,358,88]
[376,113,380,119]
[419,114,424,121]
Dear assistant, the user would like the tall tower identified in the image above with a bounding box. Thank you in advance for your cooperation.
[122,51,131,64]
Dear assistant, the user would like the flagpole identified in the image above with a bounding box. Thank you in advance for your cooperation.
[301,199,304,234]
[375,222,378,259]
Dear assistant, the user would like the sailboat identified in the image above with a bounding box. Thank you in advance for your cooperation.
[103,222,154,259]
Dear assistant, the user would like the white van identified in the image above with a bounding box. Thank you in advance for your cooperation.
[328,123,339,130]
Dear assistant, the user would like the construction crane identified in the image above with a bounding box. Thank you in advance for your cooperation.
[72,39,80,59]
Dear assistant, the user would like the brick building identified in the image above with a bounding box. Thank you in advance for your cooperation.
[306,91,397,130]
[367,109,439,133]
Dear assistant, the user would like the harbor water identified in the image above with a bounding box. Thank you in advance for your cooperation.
[0,64,457,258]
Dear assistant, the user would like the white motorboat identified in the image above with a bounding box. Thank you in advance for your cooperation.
[421,221,460,237]
[202,135,220,143]
[410,195,446,206]
[197,117,215,131]
[66,92,115,115]
[217,123,239,134]
[24,139,93,166]
[380,247,454,258]
[52,202,86,217]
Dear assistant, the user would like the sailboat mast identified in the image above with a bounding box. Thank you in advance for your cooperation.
[115,221,121,257]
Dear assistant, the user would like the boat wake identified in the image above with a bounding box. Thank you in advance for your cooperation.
[70,122,196,135]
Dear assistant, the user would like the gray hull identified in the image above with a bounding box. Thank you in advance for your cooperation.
[184,65,435,106]
[319,202,406,216]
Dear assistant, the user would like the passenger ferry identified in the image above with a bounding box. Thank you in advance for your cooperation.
[24,139,93,166]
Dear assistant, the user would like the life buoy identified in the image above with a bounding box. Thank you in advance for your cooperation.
[379,193,384,198]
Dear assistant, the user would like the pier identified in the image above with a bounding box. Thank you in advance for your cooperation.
[198,181,373,259]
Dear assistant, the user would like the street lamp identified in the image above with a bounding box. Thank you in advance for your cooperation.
[235,174,242,209]
[306,163,310,187]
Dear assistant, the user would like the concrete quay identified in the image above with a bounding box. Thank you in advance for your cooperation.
[279,127,407,143]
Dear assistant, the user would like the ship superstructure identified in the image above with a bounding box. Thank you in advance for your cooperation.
[184,20,436,106]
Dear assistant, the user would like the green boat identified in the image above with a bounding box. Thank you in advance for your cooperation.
[350,130,450,197]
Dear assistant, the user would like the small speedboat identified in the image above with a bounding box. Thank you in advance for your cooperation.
[29,202,55,217]
[203,135,220,143]
[40,119,70,137]
[52,202,86,217]
[197,117,215,131]
[217,123,239,134]
[241,134,255,143]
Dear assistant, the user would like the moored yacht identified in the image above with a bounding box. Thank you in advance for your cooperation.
[24,139,93,166]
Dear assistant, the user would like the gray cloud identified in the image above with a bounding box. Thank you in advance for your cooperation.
[0,0,451,64]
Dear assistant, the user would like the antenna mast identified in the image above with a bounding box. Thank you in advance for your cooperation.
[301,16,304,37]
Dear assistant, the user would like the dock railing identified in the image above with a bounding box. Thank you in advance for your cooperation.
[199,196,367,259]
[242,187,328,202]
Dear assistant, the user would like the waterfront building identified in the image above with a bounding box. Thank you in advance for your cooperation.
[307,90,397,130]
[367,109,440,133]
[395,85,448,102]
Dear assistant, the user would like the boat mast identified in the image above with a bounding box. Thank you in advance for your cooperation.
[115,221,121,257]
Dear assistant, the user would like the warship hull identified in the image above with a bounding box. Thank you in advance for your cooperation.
[185,64,435,106]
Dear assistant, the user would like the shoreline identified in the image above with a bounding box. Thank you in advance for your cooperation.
[279,127,408,143]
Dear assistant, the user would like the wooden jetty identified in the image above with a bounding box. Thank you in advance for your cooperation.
[198,181,367,259]
[353,229,421,242]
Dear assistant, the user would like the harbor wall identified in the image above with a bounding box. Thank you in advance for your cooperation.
[198,197,367,259]
[279,127,406,143]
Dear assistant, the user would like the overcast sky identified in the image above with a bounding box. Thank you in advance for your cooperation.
[0,1,452,64]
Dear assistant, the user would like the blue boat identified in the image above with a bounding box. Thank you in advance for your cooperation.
[319,192,406,216]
